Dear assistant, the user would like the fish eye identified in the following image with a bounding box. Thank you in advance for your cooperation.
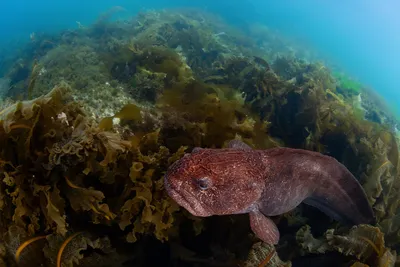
[196,177,210,190]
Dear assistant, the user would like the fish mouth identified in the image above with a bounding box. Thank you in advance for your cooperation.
[164,176,210,217]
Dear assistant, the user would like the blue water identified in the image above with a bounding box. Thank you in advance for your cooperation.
[1,0,399,115]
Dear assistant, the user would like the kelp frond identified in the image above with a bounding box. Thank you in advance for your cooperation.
[15,235,48,263]
[56,232,83,267]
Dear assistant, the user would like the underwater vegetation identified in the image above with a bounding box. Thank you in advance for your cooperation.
[0,7,400,267]
[333,71,363,94]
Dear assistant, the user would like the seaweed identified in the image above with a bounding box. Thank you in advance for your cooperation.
[243,242,291,267]
[296,224,396,267]
[0,7,400,267]
[0,84,184,265]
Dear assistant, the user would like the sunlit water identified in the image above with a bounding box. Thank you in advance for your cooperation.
[0,0,399,115]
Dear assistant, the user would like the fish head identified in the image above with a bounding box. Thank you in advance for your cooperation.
[164,148,264,217]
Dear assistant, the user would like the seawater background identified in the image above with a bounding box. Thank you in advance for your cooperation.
[1,0,399,116]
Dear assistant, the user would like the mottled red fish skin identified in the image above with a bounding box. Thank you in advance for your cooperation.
[164,147,376,225]
[165,149,266,216]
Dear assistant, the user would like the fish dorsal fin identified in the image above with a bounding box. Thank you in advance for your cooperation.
[192,147,203,153]
[249,210,280,245]
[227,139,252,150]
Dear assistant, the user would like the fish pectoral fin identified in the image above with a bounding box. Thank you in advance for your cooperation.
[249,210,280,245]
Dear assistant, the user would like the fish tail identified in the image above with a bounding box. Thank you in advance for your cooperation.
[305,157,376,225]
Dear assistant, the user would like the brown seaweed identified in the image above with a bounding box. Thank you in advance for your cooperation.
[0,7,399,267]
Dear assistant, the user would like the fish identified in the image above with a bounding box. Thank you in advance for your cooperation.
[164,139,376,245]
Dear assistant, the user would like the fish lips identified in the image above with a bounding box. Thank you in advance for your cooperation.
[164,175,210,217]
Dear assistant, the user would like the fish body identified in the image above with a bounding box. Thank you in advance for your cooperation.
[164,140,376,244]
